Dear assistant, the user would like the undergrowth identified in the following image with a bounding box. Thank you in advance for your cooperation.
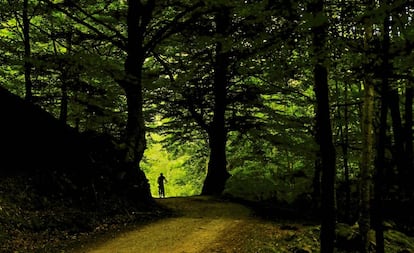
[0,177,166,253]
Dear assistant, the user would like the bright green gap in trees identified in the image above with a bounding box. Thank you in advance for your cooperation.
[141,134,202,198]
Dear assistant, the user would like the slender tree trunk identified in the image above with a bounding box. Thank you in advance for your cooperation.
[373,5,393,252]
[359,9,375,253]
[338,3,351,221]
[60,32,72,124]
[201,8,231,195]
[312,152,322,209]
[315,65,336,253]
[360,76,375,253]
[373,88,387,253]
[341,82,351,223]
[60,80,68,123]
[388,89,405,178]
[335,80,351,223]
[23,0,32,101]
[404,85,413,187]
[343,84,351,224]
[310,1,336,252]
[313,89,322,210]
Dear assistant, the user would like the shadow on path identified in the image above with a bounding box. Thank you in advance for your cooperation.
[76,196,251,253]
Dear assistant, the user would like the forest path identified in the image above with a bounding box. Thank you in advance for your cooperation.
[74,196,288,253]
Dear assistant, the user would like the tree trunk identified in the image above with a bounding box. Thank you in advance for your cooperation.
[312,152,322,209]
[201,8,231,195]
[404,85,413,188]
[59,32,72,124]
[360,76,375,253]
[373,5,396,251]
[60,80,68,123]
[310,1,336,252]
[202,128,230,195]
[314,65,336,253]
[373,86,387,253]
[339,82,351,224]
[359,8,375,253]
[388,89,405,178]
[343,83,351,224]
[335,80,351,223]
[23,0,33,102]
[118,0,152,200]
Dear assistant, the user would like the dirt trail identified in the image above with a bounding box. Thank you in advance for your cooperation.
[77,196,252,253]
[72,196,414,253]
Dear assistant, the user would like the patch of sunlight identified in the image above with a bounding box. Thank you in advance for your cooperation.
[141,134,202,198]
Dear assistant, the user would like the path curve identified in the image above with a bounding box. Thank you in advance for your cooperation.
[80,196,251,253]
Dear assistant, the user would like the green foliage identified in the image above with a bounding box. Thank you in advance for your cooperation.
[225,166,277,201]
[385,230,414,252]
[335,222,414,252]
[223,129,314,203]
[141,134,205,197]
[0,2,414,247]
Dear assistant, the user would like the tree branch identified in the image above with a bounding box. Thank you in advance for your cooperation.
[41,0,126,50]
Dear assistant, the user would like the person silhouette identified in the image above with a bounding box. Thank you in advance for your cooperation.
[157,173,167,198]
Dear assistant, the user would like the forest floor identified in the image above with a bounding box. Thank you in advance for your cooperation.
[72,196,319,253]
[70,196,414,253]
[2,183,414,253]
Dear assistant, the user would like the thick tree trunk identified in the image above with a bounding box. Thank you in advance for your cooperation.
[201,8,231,195]
[310,1,336,252]
[123,82,146,165]
[202,129,230,195]
[201,42,230,195]
[118,0,152,200]
[23,0,32,101]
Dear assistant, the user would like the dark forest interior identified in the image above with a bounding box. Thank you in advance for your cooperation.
[1,1,414,252]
